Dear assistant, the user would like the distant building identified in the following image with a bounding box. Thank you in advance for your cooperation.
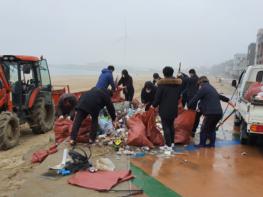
[255,29,263,64]
[247,43,256,66]
[232,53,247,78]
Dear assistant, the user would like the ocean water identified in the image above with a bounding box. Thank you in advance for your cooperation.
[49,66,101,76]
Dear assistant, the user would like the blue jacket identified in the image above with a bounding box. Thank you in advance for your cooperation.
[188,82,229,115]
[96,68,115,90]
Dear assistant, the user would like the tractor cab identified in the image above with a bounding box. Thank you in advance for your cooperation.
[0,55,55,150]
[0,55,52,112]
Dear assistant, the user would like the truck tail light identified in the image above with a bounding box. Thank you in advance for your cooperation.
[250,124,263,133]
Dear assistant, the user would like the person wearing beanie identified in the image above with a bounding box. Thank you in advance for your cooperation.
[152,66,182,151]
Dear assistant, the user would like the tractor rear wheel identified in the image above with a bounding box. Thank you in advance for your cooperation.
[0,112,20,150]
[30,95,55,134]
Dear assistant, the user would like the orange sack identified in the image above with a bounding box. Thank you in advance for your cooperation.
[127,114,154,148]
[54,118,73,143]
[54,117,92,143]
[174,110,196,144]
[143,108,164,146]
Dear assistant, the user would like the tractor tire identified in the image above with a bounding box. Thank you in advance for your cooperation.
[30,95,55,134]
[0,112,20,150]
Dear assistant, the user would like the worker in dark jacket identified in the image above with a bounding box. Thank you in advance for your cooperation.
[153,73,161,86]
[188,76,235,147]
[70,88,117,145]
[96,65,115,91]
[118,69,134,102]
[56,93,77,120]
[178,72,189,107]
[186,69,199,107]
[141,81,157,111]
[152,66,182,150]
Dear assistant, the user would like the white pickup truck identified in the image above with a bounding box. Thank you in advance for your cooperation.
[232,65,263,144]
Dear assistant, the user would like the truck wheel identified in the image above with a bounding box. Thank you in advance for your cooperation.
[0,112,20,150]
[240,120,248,145]
[30,95,55,134]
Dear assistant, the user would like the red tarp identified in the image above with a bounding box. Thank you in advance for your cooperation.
[174,110,196,144]
[31,144,58,164]
[68,170,134,191]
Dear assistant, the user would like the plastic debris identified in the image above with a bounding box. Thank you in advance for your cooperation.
[95,158,116,171]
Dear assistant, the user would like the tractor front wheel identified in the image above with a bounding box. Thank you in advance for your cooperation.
[0,112,20,150]
[30,95,55,134]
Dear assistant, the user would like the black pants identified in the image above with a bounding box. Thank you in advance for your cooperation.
[161,118,175,147]
[200,114,222,147]
[192,111,202,135]
[124,89,134,102]
[71,110,98,142]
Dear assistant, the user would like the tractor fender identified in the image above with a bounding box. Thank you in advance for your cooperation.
[28,88,41,109]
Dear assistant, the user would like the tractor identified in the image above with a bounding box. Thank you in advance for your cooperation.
[0,55,55,150]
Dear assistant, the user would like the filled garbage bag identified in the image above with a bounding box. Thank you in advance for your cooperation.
[111,87,125,103]
[132,98,140,109]
[54,118,73,143]
[127,115,154,148]
[174,110,196,144]
[68,170,134,191]
[178,97,184,115]
[143,108,164,146]
[98,117,114,135]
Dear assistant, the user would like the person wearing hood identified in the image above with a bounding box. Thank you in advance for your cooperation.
[178,72,189,107]
[141,81,157,111]
[70,87,117,145]
[188,76,235,148]
[56,93,77,120]
[96,65,115,91]
[186,69,199,107]
[153,73,161,86]
[152,66,182,151]
[118,69,134,102]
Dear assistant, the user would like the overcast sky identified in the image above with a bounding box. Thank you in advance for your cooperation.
[0,0,262,68]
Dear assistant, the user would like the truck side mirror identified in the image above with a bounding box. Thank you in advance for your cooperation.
[232,80,237,88]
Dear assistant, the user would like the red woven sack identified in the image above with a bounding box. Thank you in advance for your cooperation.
[174,110,196,144]
[127,115,154,148]
[54,119,73,143]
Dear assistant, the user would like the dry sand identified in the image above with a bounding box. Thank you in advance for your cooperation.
[0,74,234,197]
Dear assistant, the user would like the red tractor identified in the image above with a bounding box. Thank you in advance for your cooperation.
[0,55,55,150]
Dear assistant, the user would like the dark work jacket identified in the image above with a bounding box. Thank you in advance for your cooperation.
[141,82,157,105]
[118,75,134,94]
[188,82,229,115]
[186,74,199,102]
[152,77,182,120]
[76,87,116,120]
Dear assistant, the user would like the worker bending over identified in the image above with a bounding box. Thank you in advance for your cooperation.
[56,93,77,120]
[70,88,116,145]
[141,81,157,111]
[96,65,115,91]
[188,76,235,147]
